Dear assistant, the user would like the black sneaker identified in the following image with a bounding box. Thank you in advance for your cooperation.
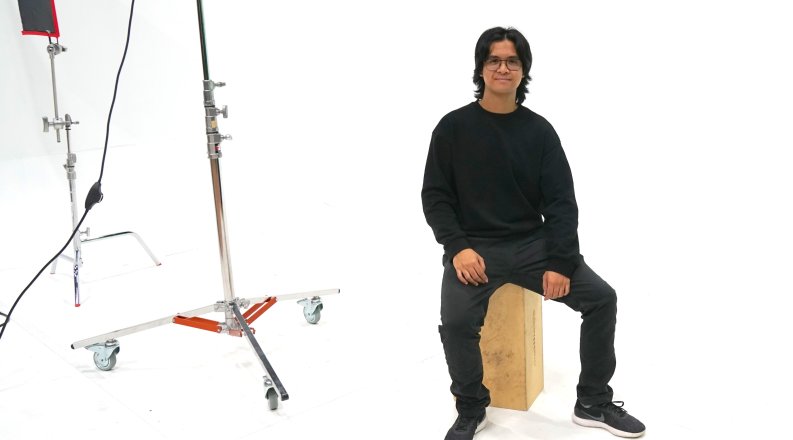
[572,400,645,438]
[444,411,487,440]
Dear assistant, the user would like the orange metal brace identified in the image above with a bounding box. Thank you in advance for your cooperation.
[172,297,277,336]
[243,297,277,325]
[172,315,222,333]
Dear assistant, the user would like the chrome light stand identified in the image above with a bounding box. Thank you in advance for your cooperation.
[71,0,339,410]
[42,34,160,307]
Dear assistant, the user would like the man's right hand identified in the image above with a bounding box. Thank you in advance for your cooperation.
[452,248,488,286]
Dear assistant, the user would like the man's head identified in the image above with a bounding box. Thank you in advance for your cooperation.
[473,27,532,104]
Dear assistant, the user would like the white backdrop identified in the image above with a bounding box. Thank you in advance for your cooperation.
[2,0,793,437]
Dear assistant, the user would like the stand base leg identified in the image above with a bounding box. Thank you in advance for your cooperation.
[50,230,161,305]
[71,289,340,406]
[83,230,161,266]
[50,253,75,274]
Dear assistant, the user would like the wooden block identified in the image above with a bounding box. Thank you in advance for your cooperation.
[480,283,544,411]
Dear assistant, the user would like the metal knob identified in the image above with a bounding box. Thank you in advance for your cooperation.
[221,134,232,141]
[46,43,66,55]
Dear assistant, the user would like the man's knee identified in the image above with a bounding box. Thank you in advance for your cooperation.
[575,283,617,317]
[601,284,617,306]
[589,284,617,318]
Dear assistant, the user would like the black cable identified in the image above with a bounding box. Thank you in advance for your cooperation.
[0,211,90,338]
[99,0,136,184]
[0,0,136,343]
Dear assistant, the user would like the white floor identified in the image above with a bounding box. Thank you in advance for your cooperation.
[0,144,785,440]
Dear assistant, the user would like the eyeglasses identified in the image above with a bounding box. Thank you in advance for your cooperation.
[484,57,522,71]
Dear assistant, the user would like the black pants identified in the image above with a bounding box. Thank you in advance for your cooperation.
[439,232,617,417]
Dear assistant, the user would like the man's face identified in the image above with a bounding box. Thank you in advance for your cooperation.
[481,40,523,99]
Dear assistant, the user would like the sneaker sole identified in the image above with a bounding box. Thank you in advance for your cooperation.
[572,414,644,438]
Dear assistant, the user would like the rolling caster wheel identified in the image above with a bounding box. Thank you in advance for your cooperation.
[93,351,117,371]
[303,304,322,324]
[266,387,279,410]
[298,297,324,325]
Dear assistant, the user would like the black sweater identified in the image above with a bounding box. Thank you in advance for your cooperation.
[421,102,580,277]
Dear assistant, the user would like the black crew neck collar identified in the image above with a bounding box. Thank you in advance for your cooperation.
[474,100,522,117]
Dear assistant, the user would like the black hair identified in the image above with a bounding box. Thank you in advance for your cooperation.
[473,27,533,104]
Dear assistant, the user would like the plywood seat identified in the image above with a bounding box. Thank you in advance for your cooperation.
[480,283,544,411]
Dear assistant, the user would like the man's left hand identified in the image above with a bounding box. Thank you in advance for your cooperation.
[543,271,570,301]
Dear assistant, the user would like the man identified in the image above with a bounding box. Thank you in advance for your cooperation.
[421,26,645,440]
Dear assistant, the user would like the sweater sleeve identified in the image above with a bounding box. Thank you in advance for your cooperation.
[539,126,580,278]
[421,122,470,259]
